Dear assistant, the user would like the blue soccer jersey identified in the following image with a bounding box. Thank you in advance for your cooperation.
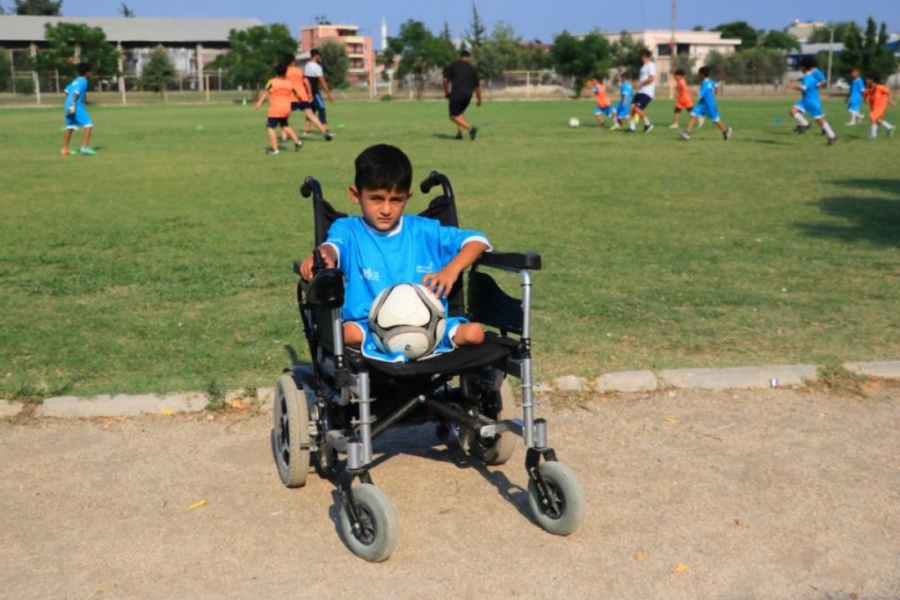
[691,78,721,121]
[323,215,490,361]
[848,77,864,111]
[615,81,633,115]
[64,76,88,109]
[63,76,92,128]
[794,69,826,118]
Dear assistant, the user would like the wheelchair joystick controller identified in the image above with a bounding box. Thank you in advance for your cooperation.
[312,248,327,276]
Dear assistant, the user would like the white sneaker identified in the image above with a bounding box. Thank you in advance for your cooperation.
[668,123,679,128]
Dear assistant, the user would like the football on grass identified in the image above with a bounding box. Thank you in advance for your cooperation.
[568,117,580,128]
[369,283,446,360]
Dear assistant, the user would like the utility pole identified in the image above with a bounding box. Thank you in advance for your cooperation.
[826,27,835,90]
[669,0,676,98]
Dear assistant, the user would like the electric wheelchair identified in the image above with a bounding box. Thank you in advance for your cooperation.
[272,171,585,562]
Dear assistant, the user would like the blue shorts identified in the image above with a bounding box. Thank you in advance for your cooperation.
[691,102,720,122]
[594,106,612,116]
[353,315,469,363]
[291,101,314,112]
[266,116,289,128]
[614,104,630,118]
[794,100,824,119]
[65,106,92,129]
[847,99,862,112]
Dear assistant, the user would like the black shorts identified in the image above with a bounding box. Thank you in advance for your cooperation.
[291,101,314,112]
[449,97,471,117]
[633,93,653,110]
[266,116,289,128]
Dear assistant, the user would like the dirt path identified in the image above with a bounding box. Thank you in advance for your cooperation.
[2,387,899,600]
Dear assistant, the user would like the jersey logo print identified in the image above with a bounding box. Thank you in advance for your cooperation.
[362,267,380,282]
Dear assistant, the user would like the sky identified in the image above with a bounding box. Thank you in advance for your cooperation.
[55,0,900,48]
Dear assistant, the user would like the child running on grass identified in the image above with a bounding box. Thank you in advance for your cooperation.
[787,56,837,146]
[863,73,896,140]
[61,62,95,156]
[846,68,865,126]
[679,66,732,141]
[254,62,304,155]
[282,54,331,143]
[669,68,699,129]
[611,72,633,131]
[590,76,612,127]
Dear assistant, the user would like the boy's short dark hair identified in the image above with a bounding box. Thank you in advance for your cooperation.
[674,68,685,77]
[698,66,711,78]
[77,62,92,76]
[310,48,321,58]
[640,49,652,59]
[868,73,882,84]
[620,71,631,80]
[799,56,817,70]
[282,53,296,65]
[275,62,288,77]
[460,49,471,58]
[354,144,413,194]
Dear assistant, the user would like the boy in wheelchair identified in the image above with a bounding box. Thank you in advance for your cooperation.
[298,143,486,358]
[277,143,584,562]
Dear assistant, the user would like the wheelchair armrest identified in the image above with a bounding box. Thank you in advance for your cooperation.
[302,267,345,310]
[475,251,542,271]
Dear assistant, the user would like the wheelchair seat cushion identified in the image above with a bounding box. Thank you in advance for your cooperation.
[348,331,518,377]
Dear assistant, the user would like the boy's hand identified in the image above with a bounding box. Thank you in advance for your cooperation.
[67,105,75,115]
[299,251,335,280]
[422,267,460,299]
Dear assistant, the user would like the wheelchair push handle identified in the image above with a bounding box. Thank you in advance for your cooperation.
[419,171,454,199]
[300,176,323,200]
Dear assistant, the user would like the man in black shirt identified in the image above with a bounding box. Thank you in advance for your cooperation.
[442,50,482,140]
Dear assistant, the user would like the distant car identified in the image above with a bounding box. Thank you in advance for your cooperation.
[833,78,849,91]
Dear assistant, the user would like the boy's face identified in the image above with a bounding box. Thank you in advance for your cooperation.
[350,185,411,232]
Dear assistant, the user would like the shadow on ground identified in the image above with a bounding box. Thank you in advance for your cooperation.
[796,178,900,246]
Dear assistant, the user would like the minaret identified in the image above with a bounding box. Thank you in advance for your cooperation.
[381,16,387,51]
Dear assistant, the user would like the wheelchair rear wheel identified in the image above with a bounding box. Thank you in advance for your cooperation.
[273,375,311,488]
[469,379,517,465]
[339,484,399,562]
[527,461,585,536]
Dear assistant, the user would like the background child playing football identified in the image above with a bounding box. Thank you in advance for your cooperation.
[863,73,896,139]
[254,62,304,155]
[299,144,488,360]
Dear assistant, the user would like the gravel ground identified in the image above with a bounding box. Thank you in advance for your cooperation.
[2,386,899,600]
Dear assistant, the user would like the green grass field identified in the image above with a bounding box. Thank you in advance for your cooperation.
[1,97,898,399]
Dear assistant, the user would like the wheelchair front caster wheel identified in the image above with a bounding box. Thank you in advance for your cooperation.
[339,484,399,562]
[273,375,310,488]
[527,461,585,536]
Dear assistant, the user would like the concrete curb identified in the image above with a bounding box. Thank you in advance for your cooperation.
[2,361,900,420]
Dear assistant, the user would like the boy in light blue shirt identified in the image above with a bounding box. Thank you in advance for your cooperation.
[846,68,865,125]
[61,62,95,156]
[679,66,731,141]
[788,56,836,145]
[611,72,633,131]
[299,144,490,362]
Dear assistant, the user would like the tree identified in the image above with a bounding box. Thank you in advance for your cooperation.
[711,21,759,51]
[119,3,134,17]
[37,22,119,80]
[760,30,800,52]
[521,42,551,71]
[464,3,487,51]
[207,24,297,91]
[139,45,176,97]
[384,20,454,98]
[807,22,856,44]
[0,48,10,91]
[828,19,897,81]
[318,37,349,89]
[474,20,524,88]
[550,30,611,95]
[14,0,61,15]
[609,31,648,80]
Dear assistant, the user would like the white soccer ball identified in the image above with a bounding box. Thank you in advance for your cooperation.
[368,283,447,360]
[568,117,580,128]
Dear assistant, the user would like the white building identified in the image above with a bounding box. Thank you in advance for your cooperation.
[603,29,742,82]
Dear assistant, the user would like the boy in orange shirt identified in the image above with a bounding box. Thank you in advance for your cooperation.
[589,76,612,127]
[254,62,305,155]
[863,74,896,140]
[282,54,331,142]
[669,68,702,128]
